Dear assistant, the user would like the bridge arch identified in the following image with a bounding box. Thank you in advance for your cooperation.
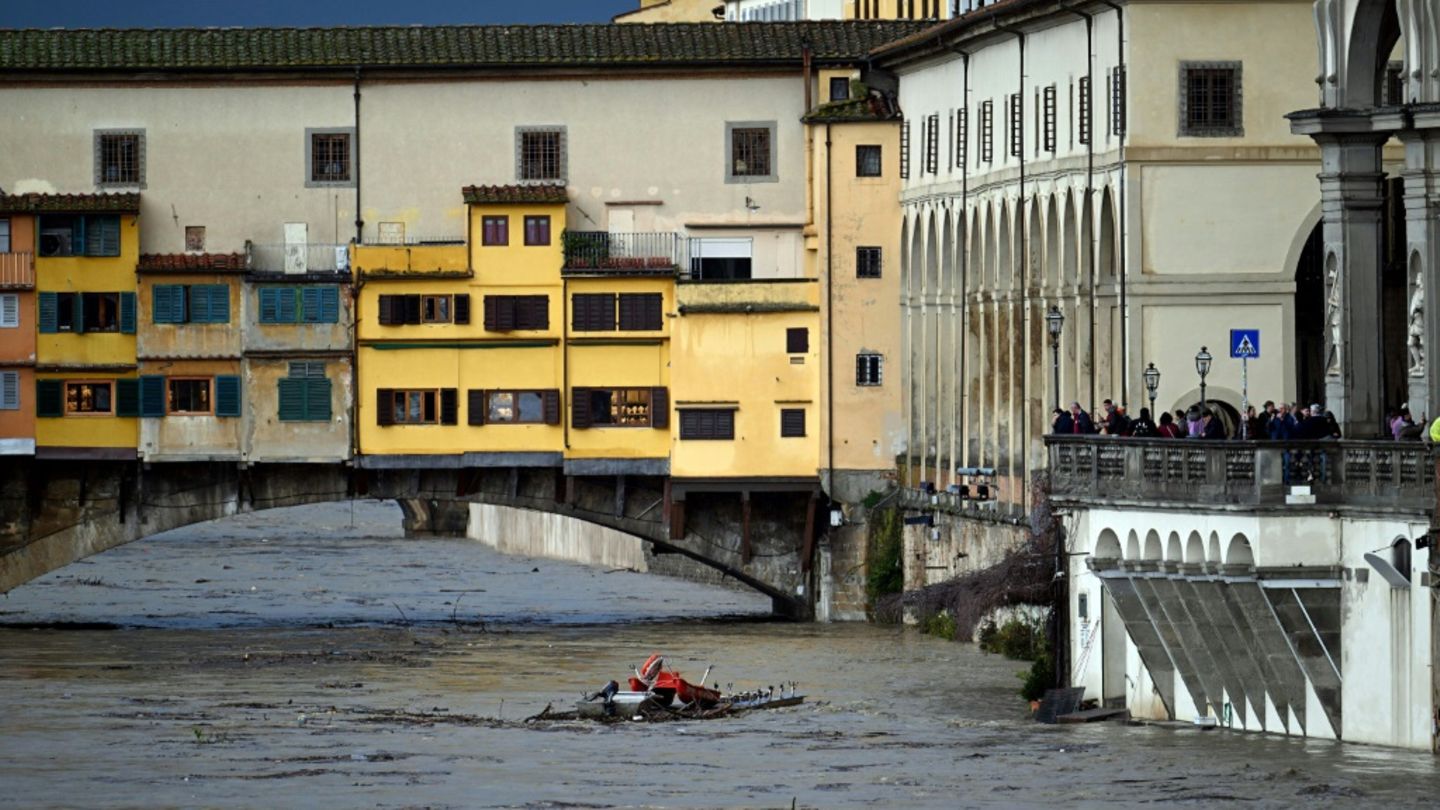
[0,460,814,617]
[1095,528,1123,560]
[1225,533,1255,567]
[1185,531,1206,564]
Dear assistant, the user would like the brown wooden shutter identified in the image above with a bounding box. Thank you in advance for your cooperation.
[440,388,458,425]
[620,293,662,331]
[571,387,593,429]
[454,294,471,325]
[497,297,517,331]
[650,387,669,429]
[717,409,735,439]
[378,295,396,326]
[467,389,486,426]
[376,388,395,425]
[543,390,561,425]
[618,293,637,331]
[572,294,616,331]
[403,295,422,325]
[524,295,549,330]
[484,296,496,330]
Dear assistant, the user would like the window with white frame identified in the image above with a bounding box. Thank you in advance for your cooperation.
[0,294,17,328]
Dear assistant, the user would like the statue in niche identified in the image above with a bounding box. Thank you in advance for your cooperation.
[1409,267,1425,377]
[1324,254,1342,377]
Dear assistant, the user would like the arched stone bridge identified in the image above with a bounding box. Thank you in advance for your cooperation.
[0,460,820,618]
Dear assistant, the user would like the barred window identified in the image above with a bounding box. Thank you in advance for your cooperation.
[856,246,882,278]
[310,134,350,183]
[1043,85,1057,152]
[95,129,144,187]
[1111,65,1127,137]
[900,119,911,179]
[924,113,940,175]
[1078,76,1091,145]
[856,353,883,386]
[518,127,566,182]
[1180,62,1243,137]
[955,107,968,170]
[729,125,773,179]
[980,101,994,164]
[1008,93,1022,158]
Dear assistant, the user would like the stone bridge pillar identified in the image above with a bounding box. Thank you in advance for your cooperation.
[396,498,469,538]
[1307,127,1391,437]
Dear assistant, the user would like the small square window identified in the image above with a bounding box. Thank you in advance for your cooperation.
[421,294,451,324]
[517,127,566,182]
[185,226,205,252]
[524,215,552,246]
[306,128,355,187]
[829,76,850,102]
[786,327,809,354]
[95,129,144,187]
[727,122,777,183]
[856,145,882,178]
[780,408,806,438]
[482,216,509,246]
[856,354,883,386]
[857,247,882,278]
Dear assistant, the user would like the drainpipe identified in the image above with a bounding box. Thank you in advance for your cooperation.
[1102,0,1128,408]
[563,274,571,450]
[825,122,835,502]
[1060,0,1098,415]
[998,23,1028,505]
[353,68,364,245]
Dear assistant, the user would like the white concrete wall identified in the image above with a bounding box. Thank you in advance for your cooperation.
[467,502,649,573]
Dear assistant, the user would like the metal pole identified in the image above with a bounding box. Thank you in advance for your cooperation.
[1200,377,1207,415]
[1241,357,1249,440]
[1052,342,1061,412]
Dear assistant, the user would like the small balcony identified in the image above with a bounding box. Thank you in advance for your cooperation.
[351,239,468,277]
[1046,436,1435,515]
[562,231,684,276]
[0,252,35,289]
[246,242,351,275]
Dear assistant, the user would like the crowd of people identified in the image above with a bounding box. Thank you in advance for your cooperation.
[1047,399,1417,441]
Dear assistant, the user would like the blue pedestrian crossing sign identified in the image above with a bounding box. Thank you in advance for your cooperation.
[1230,329,1260,359]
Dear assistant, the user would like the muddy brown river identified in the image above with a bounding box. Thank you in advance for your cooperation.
[2,502,1437,808]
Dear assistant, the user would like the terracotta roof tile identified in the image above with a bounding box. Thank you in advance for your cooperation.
[0,23,929,72]
[0,192,140,214]
[462,184,569,205]
[802,94,901,123]
[137,253,247,272]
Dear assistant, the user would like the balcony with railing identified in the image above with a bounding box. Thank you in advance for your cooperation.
[0,252,35,289]
[562,231,684,276]
[245,242,351,276]
[1046,436,1435,514]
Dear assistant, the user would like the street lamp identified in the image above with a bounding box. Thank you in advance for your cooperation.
[1143,363,1160,417]
[1045,306,1064,410]
[1195,346,1213,413]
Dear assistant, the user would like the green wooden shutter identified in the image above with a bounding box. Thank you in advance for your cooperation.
[306,378,332,421]
[187,285,209,324]
[277,378,306,421]
[208,286,230,324]
[35,379,63,417]
[301,287,323,323]
[139,375,166,417]
[276,288,298,323]
[214,375,241,417]
[38,292,58,333]
[94,216,121,257]
[319,287,340,323]
[153,285,183,324]
[259,288,279,323]
[115,378,140,417]
[72,293,84,334]
[119,292,136,333]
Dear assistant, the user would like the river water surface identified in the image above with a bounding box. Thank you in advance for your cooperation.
[2,501,1437,808]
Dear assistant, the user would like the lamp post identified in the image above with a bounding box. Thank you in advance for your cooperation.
[1195,346,1213,414]
[1046,306,1064,411]
[1143,363,1160,418]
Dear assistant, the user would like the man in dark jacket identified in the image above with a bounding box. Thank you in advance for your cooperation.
[1051,408,1073,435]
[1200,408,1227,439]
[1067,402,1094,434]
[1267,403,1296,440]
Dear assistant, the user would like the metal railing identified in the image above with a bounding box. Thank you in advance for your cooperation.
[246,243,350,275]
[1046,435,1435,513]
[0,252,35,288]
[562,231,684,273]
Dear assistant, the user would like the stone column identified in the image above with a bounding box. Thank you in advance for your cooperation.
[1399,124,1440,421]
[1312,129,1390,437]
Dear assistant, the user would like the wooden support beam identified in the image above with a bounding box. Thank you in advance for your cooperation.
[670,498,686,540]
[741,490,752,565]
[801,492,819,573]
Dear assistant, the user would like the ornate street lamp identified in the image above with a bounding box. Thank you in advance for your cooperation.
[1195,346,1213,414]
[1046,306,1064,411]
[1143,363,1160,418]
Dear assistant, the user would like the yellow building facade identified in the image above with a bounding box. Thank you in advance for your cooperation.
[28,194,142,459]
